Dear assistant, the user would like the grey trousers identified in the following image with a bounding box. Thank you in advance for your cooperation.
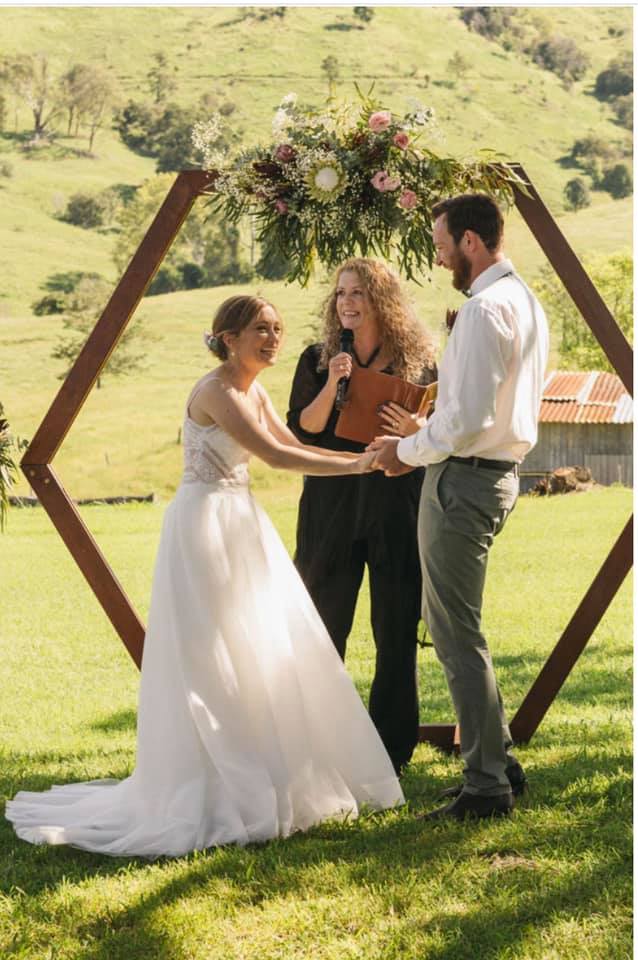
[418,459,519,797]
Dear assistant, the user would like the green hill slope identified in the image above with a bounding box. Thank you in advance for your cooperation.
[0,6,632,499]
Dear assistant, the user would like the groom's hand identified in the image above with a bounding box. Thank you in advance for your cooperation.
[366,436,414,477]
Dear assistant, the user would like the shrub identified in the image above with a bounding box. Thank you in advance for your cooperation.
[0,160,13,178]
[179,262,204,289]
[459,7,515,39]
[62,193,105,229]
[563,177,590,211]
[594,55,633,100]
[570,136,615,164]
[601,163,633,199]
[532,34,589,82]
[612,94,633,130]
[31,293,66,316]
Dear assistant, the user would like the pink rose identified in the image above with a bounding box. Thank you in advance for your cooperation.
[275,199,288,214]
[368,110,392,133]
[393,131,409,150]
[399,189,418,210]
[274,143,296,163]
[370,171,401,192]
[370,170,388,191]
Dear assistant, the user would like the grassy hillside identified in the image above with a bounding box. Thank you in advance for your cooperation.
[0,6,632,499]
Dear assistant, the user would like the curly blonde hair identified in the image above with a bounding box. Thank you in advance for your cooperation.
[318,258,436,382]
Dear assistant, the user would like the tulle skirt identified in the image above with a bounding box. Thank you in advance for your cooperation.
[6,481,403,857]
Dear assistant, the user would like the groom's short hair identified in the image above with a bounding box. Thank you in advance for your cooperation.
[432,194,504,251]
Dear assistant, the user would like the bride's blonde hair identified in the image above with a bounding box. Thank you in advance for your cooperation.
[318,259,435,381]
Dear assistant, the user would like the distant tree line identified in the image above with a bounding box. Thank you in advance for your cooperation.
[0,52,118,151]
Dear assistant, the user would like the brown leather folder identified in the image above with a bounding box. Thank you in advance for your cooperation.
[335,365,437,445]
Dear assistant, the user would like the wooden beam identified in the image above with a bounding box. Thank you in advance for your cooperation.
[510,515,633,742]
[24,171,214,465]
[21,462,145,667]
[512,167,633,395]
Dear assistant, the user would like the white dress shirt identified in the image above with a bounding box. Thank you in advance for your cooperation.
[398,259,549,467]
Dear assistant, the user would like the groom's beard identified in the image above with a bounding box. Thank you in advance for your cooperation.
[450,247,472,292]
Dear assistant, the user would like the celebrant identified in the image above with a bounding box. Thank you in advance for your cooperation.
[287,258,437,776]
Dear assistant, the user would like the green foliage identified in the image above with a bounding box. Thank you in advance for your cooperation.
[459,6,516,40]
[0,51,62,137]
[59,62,118,150]
[321,55,340,95]
[570,136,615,164]
[146,51,177,104]
[563,177,590,211]
[31,270,106,314]
[532,34,589,83]
[612,93,633,131]
[113,174,253,292]
[0,159,13,177]
[594,53,633,99]
[0,403,21,531]
[51,276,149,386]
[601,162,633,199]
[61,191,105,229]
[534,252,632,371]
[447,51,471,83]
[353,6,374,26]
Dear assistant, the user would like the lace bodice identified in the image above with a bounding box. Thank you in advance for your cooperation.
[182,417,250,488]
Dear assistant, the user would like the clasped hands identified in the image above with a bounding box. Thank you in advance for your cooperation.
[357,436,414,477]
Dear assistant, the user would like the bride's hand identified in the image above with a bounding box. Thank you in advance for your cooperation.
[351,450,379,474]
[379,401,419,437]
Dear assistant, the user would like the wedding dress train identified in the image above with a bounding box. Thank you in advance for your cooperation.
[6,417,404,857]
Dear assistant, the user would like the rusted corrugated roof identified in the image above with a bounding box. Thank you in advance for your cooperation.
[540,371,633,424]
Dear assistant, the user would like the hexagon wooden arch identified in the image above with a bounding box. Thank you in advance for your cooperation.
[21,167,633,752]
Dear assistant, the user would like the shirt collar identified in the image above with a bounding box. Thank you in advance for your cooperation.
[469,259,514,297]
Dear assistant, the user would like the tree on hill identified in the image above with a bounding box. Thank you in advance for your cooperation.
[113,174,253,291]
[353,7,374,26]
[563,177,590,211]
[447,52,471,84]
[147,52,177,104]
[532,34,589,84]
[51,276,149,389]
[601,163,632,199]
[321,56,340,96]
[534,253,633,372]
[612,94,633,131]
[0,53,62,138]
[594,53,633,100]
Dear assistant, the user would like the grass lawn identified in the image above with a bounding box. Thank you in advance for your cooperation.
[0,485,632,959]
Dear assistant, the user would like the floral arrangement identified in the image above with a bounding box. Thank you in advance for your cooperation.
[193,90,527,286]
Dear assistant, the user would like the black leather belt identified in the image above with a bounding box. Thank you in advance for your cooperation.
[447,455,517,472]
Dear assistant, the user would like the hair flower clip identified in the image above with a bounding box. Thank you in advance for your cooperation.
[203,331,219,351]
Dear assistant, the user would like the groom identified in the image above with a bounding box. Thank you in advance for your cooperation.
[371,194,549,820]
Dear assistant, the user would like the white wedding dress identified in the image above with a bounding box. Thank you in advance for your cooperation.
[6,414,404,857]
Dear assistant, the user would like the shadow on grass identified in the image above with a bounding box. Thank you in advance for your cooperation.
[0,703,631,958]
[91,709,137,733]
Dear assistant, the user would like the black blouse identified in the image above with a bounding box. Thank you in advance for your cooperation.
[287,344,437,574]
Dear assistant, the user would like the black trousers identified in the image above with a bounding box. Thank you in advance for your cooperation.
[297,538,421,773]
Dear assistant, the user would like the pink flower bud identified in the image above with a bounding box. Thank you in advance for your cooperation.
[274,144,296,163]
[393,132,409,150]
[275,199,288,214]
[370,170,388,191]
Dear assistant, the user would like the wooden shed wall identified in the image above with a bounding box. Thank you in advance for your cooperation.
[522,423,633,487]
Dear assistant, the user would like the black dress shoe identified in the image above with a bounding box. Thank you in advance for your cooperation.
[421,791,513,822]
[438,762,528,801]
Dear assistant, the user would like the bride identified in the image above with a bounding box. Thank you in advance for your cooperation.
[6,294,404,858]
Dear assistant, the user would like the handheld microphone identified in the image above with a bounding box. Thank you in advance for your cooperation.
[335,329,354,411]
